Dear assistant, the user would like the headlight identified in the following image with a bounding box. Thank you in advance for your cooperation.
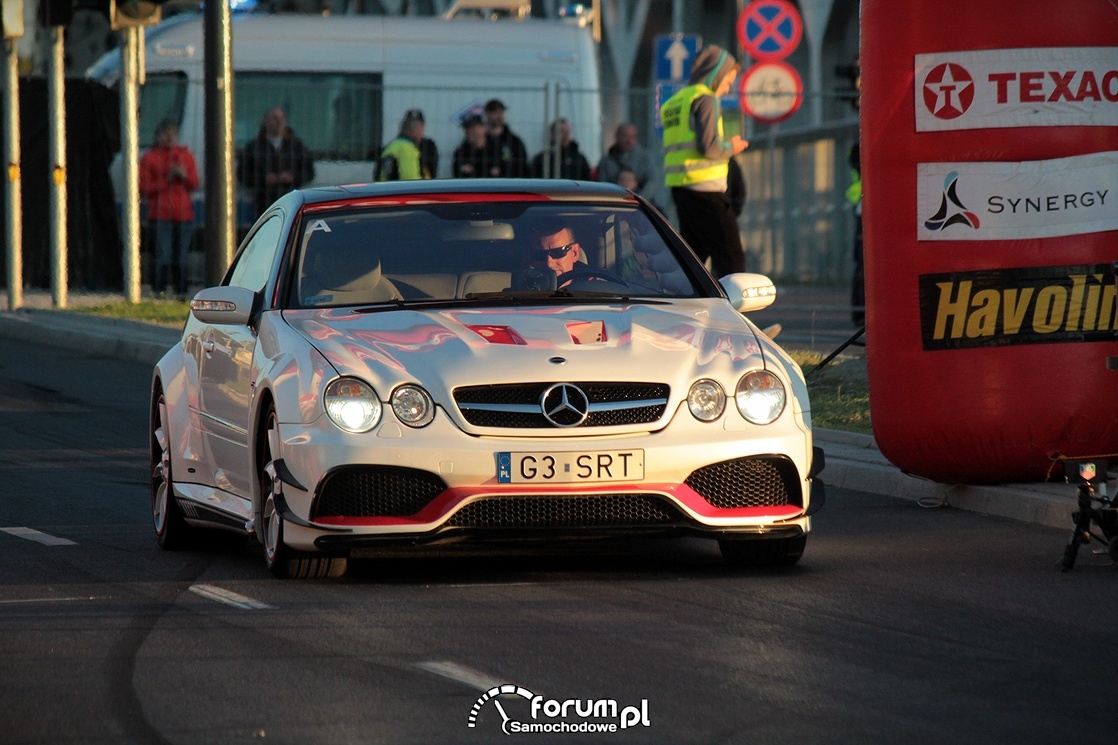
[735,370,786,424]
[687,379,726,422]
[324,377,382,433]
[391,385,435,428]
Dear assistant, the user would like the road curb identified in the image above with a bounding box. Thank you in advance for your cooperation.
[814,429,1074,530]
[0,309,178,366]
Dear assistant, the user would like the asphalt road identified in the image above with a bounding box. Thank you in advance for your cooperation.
[1,335,1115,745]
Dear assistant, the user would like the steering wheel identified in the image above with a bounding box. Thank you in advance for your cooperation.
[557,266,629,288]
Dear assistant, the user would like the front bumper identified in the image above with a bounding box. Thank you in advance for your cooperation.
[276,403,818,552]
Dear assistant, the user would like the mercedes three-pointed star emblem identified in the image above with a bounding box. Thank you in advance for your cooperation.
[540,383,590,427]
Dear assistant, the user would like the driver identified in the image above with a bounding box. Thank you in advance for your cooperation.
[530,223,582,283]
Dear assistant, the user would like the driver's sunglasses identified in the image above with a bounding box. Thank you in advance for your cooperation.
[532,243,577,261]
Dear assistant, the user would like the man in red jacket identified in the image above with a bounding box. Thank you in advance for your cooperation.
[139,120,199,297]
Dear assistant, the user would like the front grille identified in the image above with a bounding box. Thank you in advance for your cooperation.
[311,466,447,519]
[447,494,685,528]
[454,382,669,428]
[685,457,801,509]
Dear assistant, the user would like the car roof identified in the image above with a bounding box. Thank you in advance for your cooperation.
[297,178,635,206]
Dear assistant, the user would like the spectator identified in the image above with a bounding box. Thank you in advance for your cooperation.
[414,110,439,178]
[139,120,199,297]
[453,113,500,178]
[659,44,748,277]
[615,166,639,192]
[377,109,431,181]
[531,117,592,180]
[596,122,664,210]
[484,98,530,178]
[847,141,864,326]
[237,107,315,221]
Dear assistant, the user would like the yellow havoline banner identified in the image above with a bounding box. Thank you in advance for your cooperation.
[862,0,1118,483]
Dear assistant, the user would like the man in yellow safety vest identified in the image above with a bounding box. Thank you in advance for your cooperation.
[660,44,748,277]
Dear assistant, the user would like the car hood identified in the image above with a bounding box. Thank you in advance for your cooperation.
[284,301,766,391]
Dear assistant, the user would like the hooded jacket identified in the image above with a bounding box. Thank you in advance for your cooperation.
[660,44,738,191]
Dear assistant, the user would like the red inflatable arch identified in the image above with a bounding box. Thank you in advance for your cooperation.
[861,0,1118,482]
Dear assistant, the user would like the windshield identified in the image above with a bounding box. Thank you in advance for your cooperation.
[290,202,701,308]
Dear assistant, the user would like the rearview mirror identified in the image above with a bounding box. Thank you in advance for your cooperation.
[442,220,514,241]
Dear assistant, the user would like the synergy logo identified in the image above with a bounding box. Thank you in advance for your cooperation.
[924,171,981,231]
[922,63,975,119]
[467,684,651,735]
[916,152,1118,241]
[914,47,1118,131]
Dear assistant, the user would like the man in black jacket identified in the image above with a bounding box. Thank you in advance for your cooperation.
[484,99,530,178]
[453,113,501,178]
[531,118,592,180]
[237,107,315,220]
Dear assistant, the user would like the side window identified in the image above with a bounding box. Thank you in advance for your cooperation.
[227,216,283,292]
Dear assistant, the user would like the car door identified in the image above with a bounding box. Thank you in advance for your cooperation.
[197,215,285,498]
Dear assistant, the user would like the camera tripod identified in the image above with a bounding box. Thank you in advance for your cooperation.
[1052,456,1118,572]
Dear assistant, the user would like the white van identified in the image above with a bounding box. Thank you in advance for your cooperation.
[87,10,603,230]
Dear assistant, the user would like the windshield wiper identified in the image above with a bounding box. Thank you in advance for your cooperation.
[464,290,669,304]
[340,293,672,314]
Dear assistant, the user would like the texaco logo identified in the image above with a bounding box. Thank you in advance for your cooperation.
[922,62,975,119]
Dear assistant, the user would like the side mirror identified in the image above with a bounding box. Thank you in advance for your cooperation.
[189,286,258,326]
[719,273,777,313]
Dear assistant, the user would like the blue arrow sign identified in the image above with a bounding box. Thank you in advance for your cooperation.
[654,33,701,82]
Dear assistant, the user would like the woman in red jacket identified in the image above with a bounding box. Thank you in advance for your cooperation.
[139,120,199,297]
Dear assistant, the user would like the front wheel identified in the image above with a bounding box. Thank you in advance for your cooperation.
[719,534,807,568]
[151,388,197,550]
[258,407,347,579]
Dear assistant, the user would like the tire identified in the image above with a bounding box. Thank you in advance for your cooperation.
[151,388,197,550]
[258,407,347,579]
[719,534,807,568]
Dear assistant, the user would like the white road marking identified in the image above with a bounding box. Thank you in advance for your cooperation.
[0,447,145,469]
[414,660,507,691]
[446,582,540,588]
[188,584,275,610]
[0,527,76,546]
[0,597,99,605]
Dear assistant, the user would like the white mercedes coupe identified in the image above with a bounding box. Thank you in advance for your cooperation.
[150,180,824,578]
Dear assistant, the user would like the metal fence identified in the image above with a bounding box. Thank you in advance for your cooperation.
[136,80,858,288]
[738,120,860,284]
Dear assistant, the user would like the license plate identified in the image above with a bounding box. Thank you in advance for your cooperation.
[497,450,645,483]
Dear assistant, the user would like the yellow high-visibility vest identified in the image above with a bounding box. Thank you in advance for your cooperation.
[660,83,728,187]
[378,137,424,181]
